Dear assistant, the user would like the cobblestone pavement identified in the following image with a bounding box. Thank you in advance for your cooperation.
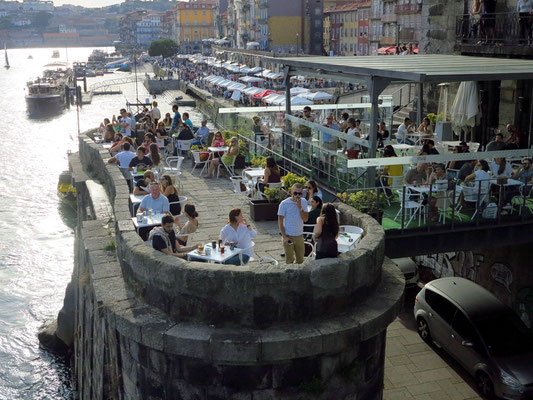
[175,158,285,263]
[384,288,482,400]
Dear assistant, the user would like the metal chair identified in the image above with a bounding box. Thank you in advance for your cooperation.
[394,187,425,227]
[217,155,236,178]
[380,175,404,206]
[230,176,253,207]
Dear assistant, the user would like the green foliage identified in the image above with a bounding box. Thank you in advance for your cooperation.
[337,190,385,213]
[251,156,267,168]
[264,188,287,203]
[427,112,444,125]
[148,39,179,59]
[104,241,116,252]
[190,145,206,151]
[32,11,52,28]
[281,172,307,190]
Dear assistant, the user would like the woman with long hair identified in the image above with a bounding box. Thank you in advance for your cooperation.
[163,112,173,127]
[490,157,512,178]
[304,180,322,200]
[149,143,161,169]
[219,208,257,265]
[307,195,323,226]
[204,136,239,178]
[175,203,198,246]
[104,123,115,142]
[344,117,361,159]
[313,203,339,260]
[258,156,281,192]
[160,174,181,214]
[211,130,225,147]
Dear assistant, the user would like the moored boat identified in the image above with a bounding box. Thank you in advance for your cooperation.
[25,64,73,115]
[52,50,60,58]
[57,171,76,207]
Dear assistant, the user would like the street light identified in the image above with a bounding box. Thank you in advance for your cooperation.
[296,33,299,55]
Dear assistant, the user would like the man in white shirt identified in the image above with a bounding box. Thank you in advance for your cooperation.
[113,108,132,137]
[108,142,136,167]
[278,183,309,264]
[396,117,414,145]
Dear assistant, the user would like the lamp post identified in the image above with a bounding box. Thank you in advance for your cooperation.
[296,33,299,55]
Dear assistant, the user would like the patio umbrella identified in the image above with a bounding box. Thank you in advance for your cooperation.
[450,81,480,139]
[264,93,284,104]
[377,46,396,55]
[289,87,310,95]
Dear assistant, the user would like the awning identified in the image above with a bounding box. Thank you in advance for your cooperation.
[253,89,280,99]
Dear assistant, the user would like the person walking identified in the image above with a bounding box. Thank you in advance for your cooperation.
[278,183,309,264]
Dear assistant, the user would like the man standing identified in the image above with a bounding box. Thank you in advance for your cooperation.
[192,120,210,145]
[112,108,132,137]
[396,117,414,145]
[170,105,182,133]
[322,114,340,150]
[147,101,161,125]
[278,183,309,264]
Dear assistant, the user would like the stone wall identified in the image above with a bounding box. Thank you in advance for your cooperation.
[63,133,404,399]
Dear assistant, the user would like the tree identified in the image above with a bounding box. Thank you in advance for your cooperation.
[32,11,52,28]
[148,39,179,59]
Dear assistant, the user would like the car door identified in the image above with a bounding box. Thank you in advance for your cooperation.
[447,310,486,375]
[424,289,459,346]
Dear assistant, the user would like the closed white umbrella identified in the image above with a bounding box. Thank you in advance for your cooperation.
[450,81,480,135]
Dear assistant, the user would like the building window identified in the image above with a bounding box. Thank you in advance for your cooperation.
[194,19,198,25]
[202,19,206,25]
[185,11,188,16]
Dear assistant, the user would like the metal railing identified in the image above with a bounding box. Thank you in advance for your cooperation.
[456,12,533,46]
[339,178,533,233]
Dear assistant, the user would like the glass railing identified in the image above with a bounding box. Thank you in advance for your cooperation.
[456,12,532,46]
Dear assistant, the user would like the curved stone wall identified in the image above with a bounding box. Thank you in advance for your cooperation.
[75,133,404,399]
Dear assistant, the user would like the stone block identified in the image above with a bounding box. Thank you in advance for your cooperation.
[164,323,212,359]
[261,325,323,362]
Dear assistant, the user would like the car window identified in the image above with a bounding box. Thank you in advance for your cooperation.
[452,311,485,355]
[475,312,533,357]
[425,289,458,324]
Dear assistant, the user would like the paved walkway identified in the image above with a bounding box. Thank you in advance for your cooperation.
[175,158,285,263]
[384,289,482,400]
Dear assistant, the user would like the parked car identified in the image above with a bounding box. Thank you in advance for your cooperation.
[392,257,419,287]
[414,277,533,400]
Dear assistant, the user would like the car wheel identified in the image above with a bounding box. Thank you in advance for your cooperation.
[417,317,432,344]
[476,372,495,399]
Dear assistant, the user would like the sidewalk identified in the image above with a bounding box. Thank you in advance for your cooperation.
[384,289,481,400]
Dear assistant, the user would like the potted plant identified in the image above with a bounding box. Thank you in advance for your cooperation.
[338,190,385,224]
[281,172,307,190]
[235,139,247,169]
[251,155,267,168]
[190,145,209,162]
[249,187,288,221]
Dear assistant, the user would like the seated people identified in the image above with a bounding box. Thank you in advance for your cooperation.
[458,160,476,182]
[513,158,533,185]
[150,214,199,258]
[175,122,195,140]
[428,163,448,185]
[396,117,414,145]
[489,157,512,178]
[162,112,173,127]
[128,146,153,171]
[425,140,439,155]
[304,180,323,200]
[464,160,491,202]
[142,133,156,153]
[378,145,403,196]
[258,157,281,192]
[486,133,506,151]
[211,130,225,147]
[377,121,390,147]
[313,203,339,260]
[204,137,239,178]
[137,182,169,215]
[192,120,210,146]
[160,174,181,216]
[182,112,194,131]
[108,142,136,168]
[343,118,361,159]
[175,203,199,245]
[220,208,257,265]
[417,117,433,137]
[134,170,155,195]
[103,123,115,143]
[148,143,162,170]
[447,146,467,174]
[305,196,323,235]
[405,163,429,185]
[505,124,523,149]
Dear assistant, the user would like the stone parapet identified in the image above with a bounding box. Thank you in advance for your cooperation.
[68,132,404,399]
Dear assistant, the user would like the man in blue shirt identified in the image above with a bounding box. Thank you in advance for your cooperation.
[192,120,210,146]
[170,104,182,133]
[137,183,170,215]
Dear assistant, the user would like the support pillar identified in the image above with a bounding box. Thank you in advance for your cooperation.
[366,76,390,187]
[417,82,424,126]
[283,66,292,159]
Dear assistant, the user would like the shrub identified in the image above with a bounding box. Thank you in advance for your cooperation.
[251,156,267,168]
[337,190,384,213]
[264,187,287,203]
[281,172,307,190]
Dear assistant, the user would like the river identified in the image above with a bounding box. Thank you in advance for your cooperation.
[0,47,201,399]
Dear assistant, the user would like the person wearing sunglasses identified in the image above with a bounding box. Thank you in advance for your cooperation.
[278,183,309,264]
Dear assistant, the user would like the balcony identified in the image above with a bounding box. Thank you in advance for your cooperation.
[380,35,396,45]
[395,3,422,14]
[381,14,397,23]
[456,12,533,57]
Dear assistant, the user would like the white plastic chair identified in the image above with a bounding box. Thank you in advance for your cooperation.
[460,186,489,220]
[394,187,425,227]
[176,139,193,156]
[230,176,252,207]
[217,155,236,178]
[380,175,403,206]
[191,151,209,175]
[237,241,256,265]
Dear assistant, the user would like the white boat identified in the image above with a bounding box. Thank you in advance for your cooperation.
[52,50,60,58]
[4,43,9,69]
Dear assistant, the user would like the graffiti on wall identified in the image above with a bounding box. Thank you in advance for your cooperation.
[415,251,484,281]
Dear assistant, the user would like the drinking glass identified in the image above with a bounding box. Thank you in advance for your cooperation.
[198,244,204,254]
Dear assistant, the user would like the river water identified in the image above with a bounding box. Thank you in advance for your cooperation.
[0,47,201,400]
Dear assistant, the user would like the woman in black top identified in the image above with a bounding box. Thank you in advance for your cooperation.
[307,196,323,226]
[313,203,339,260]
[160,174,181,216]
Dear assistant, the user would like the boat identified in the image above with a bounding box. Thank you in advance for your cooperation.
[52,50,60,58]
[25,63,74,115]
[4,43,9,69]
[28,55,33,59]
[57,171,76,207]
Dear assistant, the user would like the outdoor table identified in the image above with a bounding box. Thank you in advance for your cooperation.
[200,146,229,175]
[129,193,146,215]
[243,168,264,185]
[131,167,149,178]
[102,142,113,149]
[390,143,420,155]
[337,232,362,253]
[131,212,168,231]
[187,242,242,263]
[490,178,524,187]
